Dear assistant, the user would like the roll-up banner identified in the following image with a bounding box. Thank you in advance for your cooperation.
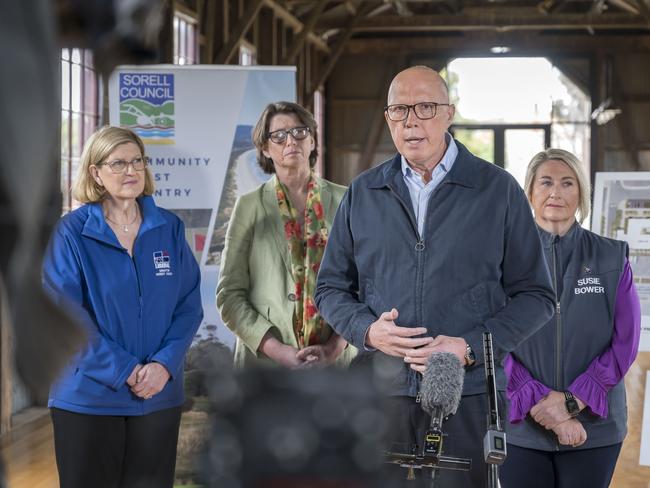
[109,65,296,348]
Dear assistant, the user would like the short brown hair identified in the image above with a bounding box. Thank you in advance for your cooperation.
[252,101,319,174]
[72,126,155,203]
[524,148,591,224]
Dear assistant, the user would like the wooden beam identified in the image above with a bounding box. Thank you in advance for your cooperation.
[609,0,641,15]
[635,0,650,25]
[610,57,642,169]
[281,0,328,65]
[215,0,264,64]
[344,32,650,55]
[204,0,217,63]
[359,59,407,171]
[316,10,649,32]
[157,0,175,63]
[256,6,276,64]
[590,51,605,177]
[263,0,331,53]
[173,0,198,18]
[223,0,230,44]
[307,4,375,106]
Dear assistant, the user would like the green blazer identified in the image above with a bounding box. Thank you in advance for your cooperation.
[216,175,356,368]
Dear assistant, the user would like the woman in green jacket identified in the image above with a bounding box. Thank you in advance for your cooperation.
[217,101,355,368]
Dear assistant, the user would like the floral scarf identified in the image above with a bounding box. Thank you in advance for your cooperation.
[276,174,328,348]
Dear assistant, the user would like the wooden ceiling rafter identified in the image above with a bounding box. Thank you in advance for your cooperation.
[315,10,649,32]
[281,0,329,64]
[214,0,265,63]
[306,2,376,106]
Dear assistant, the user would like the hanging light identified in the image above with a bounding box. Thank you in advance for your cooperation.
[591,98,622,125]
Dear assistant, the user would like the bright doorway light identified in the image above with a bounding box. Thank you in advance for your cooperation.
[444,57,591,190]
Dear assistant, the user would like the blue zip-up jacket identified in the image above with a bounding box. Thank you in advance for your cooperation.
[43,195,203,415]
[315,143,555,396]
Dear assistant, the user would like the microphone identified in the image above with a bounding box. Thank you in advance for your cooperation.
[419,352,465,458]
[383,352,471,478]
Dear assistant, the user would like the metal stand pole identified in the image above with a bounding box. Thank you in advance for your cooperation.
[487,463,499,488]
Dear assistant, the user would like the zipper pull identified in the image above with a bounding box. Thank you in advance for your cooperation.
[415,391,421,403]
[556,302,561,314]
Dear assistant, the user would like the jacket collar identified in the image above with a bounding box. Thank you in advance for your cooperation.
[262,175,293,277]
[367,139,478,191]
[537,220,583,250]
[81,195,166,247]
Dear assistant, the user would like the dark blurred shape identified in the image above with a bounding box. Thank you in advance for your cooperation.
[202,366,388,488]
[56,0,165,74]
[0,0,86,404]
[184,339,234,410]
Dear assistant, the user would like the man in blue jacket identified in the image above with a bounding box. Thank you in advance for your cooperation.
[315,66,555,487]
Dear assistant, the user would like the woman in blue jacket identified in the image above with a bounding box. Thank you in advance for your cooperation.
[43,126,203,488]
[500,149,640,488]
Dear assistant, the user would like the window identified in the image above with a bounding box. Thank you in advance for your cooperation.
[239,42,256,66]
[173,12,198,65]
[61,48,100,213]
[446,58,590,189]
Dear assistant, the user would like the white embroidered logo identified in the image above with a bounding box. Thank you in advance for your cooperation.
[153,251,173,277]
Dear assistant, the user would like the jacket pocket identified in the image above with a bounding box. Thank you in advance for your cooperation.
[450,282,490,331]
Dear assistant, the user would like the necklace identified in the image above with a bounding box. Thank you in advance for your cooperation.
[105,206,139,233]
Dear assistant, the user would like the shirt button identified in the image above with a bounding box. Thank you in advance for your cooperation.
[288,293,297,301]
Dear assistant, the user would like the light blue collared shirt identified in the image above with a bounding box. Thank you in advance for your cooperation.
[400,133,458,237]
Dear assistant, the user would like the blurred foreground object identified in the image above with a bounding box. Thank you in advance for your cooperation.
[56,0,165,74]
[203,366,387,487]
[0,0,85,403]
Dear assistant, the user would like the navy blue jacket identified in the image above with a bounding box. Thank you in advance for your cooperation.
[43,196,203,415]
[508,223,630,450]
[315,143,555,396]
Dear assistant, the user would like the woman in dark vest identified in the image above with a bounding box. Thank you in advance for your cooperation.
[500,149,641,488]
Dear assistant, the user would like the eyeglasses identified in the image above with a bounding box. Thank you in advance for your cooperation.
[384,102,452,121]
[267,126,311,144]
[98,157,147,174]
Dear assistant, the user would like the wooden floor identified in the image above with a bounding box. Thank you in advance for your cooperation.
[1,408,58,488]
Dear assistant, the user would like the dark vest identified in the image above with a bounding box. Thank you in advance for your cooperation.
[506,222,628,451]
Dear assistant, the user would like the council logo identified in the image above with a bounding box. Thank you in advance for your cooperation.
[153,250,173,276]
[119,73,175,144]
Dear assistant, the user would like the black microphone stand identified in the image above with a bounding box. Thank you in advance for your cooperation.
[482,332,507,488]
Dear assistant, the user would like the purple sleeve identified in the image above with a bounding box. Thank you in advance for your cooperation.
[568,260,641,417]
[504,353,551,423]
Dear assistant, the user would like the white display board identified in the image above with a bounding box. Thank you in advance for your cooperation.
[640,371,650,465]
[109,65,296,347]
[592,172,650,352]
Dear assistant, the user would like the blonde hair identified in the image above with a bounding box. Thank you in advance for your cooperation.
[524,148,591,224]
[72,126,155,203]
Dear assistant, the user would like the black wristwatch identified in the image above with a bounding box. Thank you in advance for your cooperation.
[464,343,476,367]
[564,391,580,417]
